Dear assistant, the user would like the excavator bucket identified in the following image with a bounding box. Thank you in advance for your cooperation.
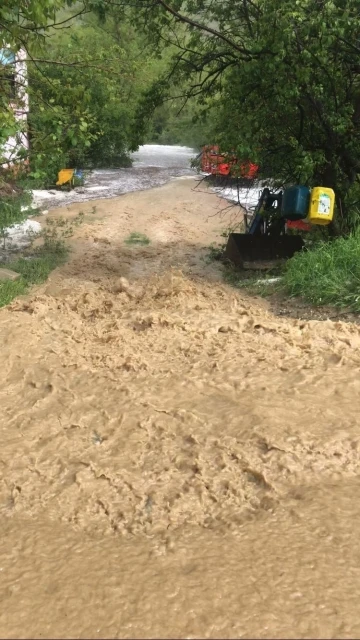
[225,233,304,269]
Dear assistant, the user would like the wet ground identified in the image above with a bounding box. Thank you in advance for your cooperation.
[1,148,360,638]
[32,144,197,211]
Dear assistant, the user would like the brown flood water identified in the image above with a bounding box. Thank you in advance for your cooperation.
[1,179,360,638]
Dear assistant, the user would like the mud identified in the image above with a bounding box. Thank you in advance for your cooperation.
[1,178,360,638]
[269,291,360,325]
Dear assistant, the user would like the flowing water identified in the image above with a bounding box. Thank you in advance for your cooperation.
[32,145,197,211]
[1,151,360,638]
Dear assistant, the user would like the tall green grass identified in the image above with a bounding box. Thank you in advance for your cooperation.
[283,229,360,310]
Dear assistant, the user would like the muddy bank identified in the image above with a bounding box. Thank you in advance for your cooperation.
[267,291,360,325]
[1,180,360,638]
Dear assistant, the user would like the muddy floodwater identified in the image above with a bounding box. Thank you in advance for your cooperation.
[32,144,197,211]
[2,150,360,638]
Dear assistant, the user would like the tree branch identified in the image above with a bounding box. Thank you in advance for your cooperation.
[151,0,261,59]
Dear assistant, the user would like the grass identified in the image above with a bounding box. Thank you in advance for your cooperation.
[0,212,84,308]
[0,279,28,307]
[125,232,151,246]
[0,242,68,308]
[206,242,226,263]
[282,228,360,311]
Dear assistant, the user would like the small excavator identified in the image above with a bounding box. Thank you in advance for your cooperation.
[200,147,335,268]
[225,185,335,268]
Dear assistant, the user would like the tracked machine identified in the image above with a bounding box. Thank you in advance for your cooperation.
[200,147,335,268]
[225,185,335,268]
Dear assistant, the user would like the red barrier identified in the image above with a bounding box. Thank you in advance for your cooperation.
[201,146,259,179]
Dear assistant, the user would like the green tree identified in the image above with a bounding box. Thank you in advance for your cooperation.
[0,0,78,50]
[0,0,82,231]
[27,11,166,183]
[105,0,360,234]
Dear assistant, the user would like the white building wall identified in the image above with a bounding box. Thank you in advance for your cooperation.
[1,48,29,166]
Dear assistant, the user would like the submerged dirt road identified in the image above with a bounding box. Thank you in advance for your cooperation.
[1,179,360,638]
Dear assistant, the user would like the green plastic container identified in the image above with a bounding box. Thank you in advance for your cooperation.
[281,185,311,221]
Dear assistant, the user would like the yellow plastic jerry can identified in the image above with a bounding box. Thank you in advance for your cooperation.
[307,187,335,225]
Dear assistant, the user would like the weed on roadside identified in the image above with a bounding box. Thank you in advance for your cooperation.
[206,242,226,263]
[0,213,84,308]
[0,244,68,308]
[205,222,247,265]
[125,232,150,246]
[43,211,84,241]
[0,279,28,307]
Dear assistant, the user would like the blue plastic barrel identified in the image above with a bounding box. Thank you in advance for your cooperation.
[281,186,311,221]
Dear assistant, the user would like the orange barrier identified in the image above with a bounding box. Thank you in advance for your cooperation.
[201,146,259,179]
